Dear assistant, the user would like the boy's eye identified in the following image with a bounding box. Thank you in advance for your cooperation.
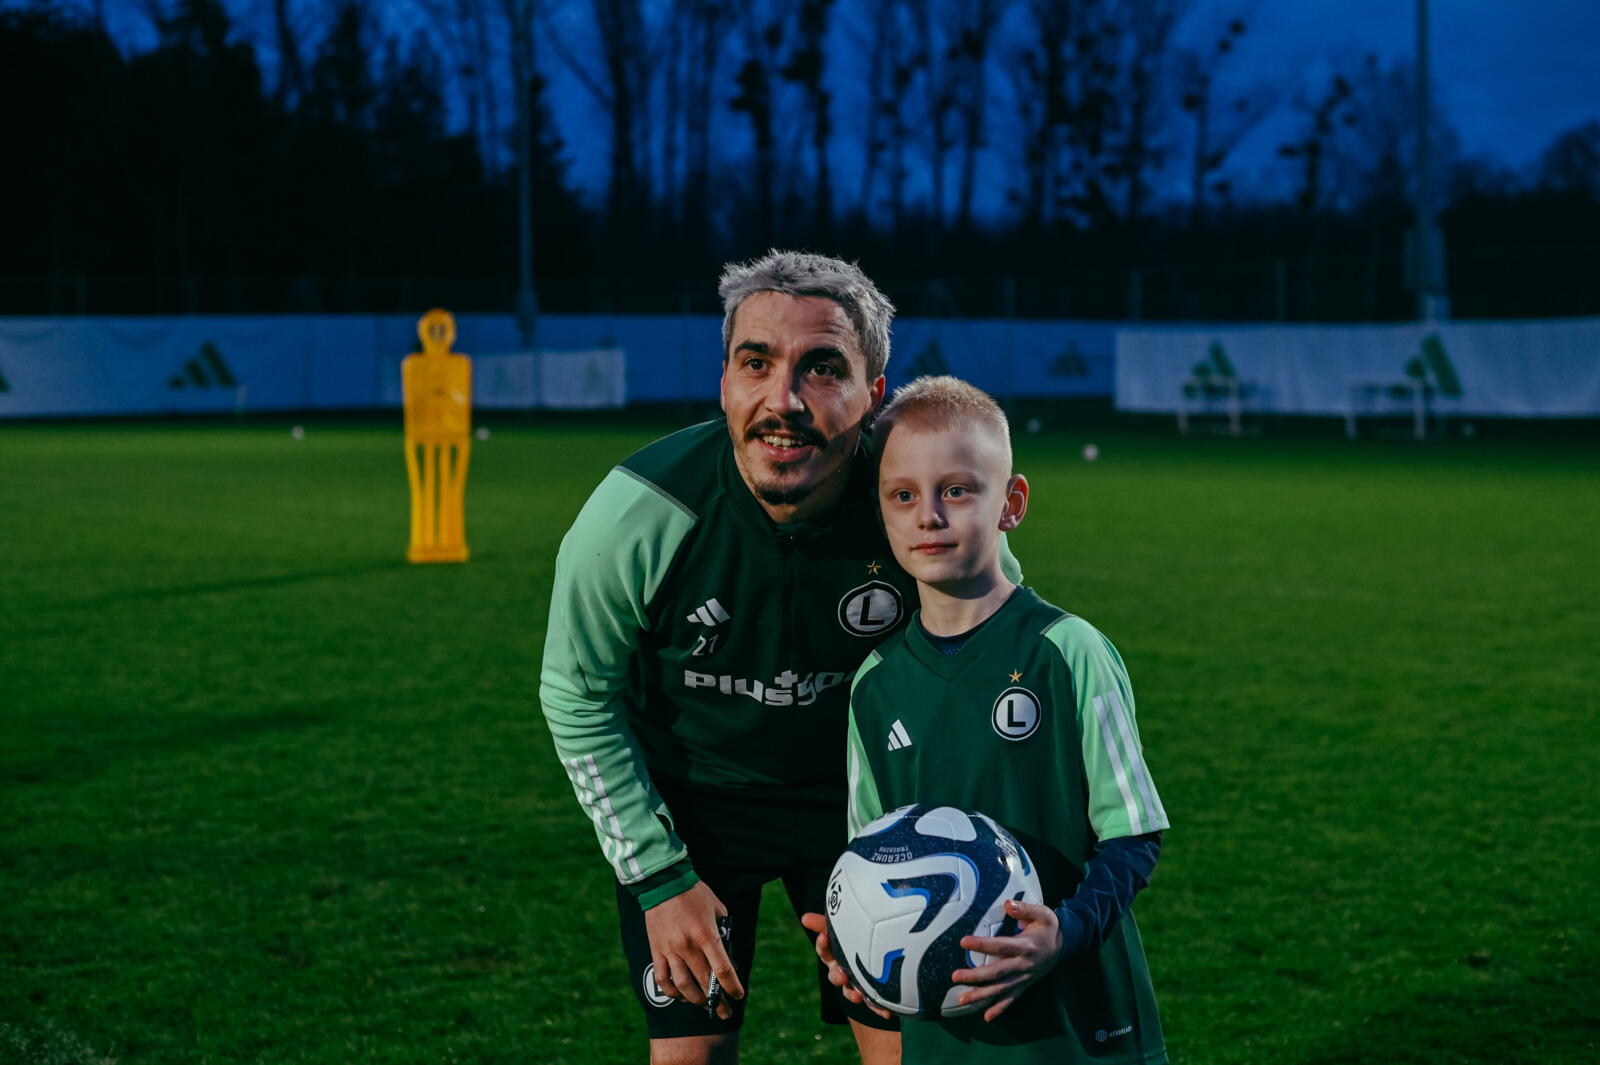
[893,490,914,503]
[945,486,968,499]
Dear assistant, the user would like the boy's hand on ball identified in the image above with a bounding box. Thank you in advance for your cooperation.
[798,913,855,997]
[953,899,1064,1022]
[800,912,893,1020]
[645,882,744,1019]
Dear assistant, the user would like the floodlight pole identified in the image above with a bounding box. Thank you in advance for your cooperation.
[1414,0,1447,321]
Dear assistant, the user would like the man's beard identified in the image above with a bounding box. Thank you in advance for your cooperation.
[753,469,817,507]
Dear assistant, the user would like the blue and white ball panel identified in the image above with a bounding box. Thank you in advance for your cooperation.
[825,804,1043,1018]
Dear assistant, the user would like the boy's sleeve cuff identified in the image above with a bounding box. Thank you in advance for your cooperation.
[1053,904,1091,957]
[626,860,701,910]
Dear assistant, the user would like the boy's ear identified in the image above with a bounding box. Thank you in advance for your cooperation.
[998,474,1029,531]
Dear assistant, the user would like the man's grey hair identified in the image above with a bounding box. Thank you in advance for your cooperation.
[718,250,895,381]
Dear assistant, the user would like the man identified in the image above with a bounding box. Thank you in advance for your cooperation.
[540,251,1011,1061]
[542,250,929,1064]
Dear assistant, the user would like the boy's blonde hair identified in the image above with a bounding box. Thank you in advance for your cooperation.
[877,375,1012,467]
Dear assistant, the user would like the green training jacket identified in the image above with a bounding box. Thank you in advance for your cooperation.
[540,419,1016,907]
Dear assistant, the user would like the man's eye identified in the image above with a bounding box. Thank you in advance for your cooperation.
[810,363,840,378]
[745,357,767,371]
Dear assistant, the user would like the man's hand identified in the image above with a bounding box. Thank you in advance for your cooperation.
[799,911,893,1020]
[951,899,1064,1022]
[644,882,744,1020]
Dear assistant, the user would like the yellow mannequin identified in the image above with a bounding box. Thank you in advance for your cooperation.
[402,309,471,563]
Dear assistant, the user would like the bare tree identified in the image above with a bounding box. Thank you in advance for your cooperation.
[907,1,959,241]
[1537,120,1600,196]
[949,0,1009,234]
[127,0,172,40]
[1178,15,1275,225]
[846,0,922,238]
[537,0,660,260]
[1278,64,1358,217]
[464,0,507,174]
[269,0,308,106]
[778,0,835,238]
[1109,0,1186,228]
[672,0,734,238]
[1006,0,1071,231]
[729,9,783,245]
[306,1,378,129]
[1013,0,1126,230]
[850,0,898,221]
[499,0,539,341]
[591,0,652,245]
[411,0,513,180]
[657,3,686,232]
[1331,56,1460,212]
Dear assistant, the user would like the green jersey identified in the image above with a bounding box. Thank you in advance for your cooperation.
[540,420,1021,908]
[846,588,1169,1065]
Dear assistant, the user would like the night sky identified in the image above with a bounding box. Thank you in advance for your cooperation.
[1194,0,1600,175]
[71,0,1600,208]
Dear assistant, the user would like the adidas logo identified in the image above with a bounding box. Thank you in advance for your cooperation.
[886,719,913,751]
[906,340,951,379]
[1049,342,1090,378]
[686,598,730,627]
[168,341,239,390]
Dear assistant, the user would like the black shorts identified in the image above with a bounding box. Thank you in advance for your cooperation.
[615,785,899,1039]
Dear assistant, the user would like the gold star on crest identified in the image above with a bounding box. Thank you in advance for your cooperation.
[866,560,881,575]
[1009,670,1023,683]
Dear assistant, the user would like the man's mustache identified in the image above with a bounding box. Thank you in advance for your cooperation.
[745,420,826,448]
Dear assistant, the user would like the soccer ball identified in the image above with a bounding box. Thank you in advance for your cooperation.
[825,804,1043,1018]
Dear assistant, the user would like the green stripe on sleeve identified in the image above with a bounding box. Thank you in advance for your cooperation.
[1043,616,1170,840]
[540,467,699,889]
[845,652,887,839]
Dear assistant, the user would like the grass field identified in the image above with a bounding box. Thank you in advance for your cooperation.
[2,418,1597,1065]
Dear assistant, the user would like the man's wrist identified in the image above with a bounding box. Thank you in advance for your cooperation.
[628,859,701,910]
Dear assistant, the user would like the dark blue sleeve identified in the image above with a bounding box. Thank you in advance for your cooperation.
[1053,832,1162,955]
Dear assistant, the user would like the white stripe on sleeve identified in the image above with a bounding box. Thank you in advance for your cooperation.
[565,755,644,880]
[847,744,865,838]
[584,754,643,879]
[1092,694,1147,836]
[1104,690,1167,830]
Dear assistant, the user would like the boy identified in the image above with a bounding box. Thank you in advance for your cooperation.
[802,376,1170,1064]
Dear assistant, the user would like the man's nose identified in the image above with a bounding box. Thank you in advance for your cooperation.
[760,366,806,415]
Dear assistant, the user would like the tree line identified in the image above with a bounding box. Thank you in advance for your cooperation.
[3,0,1597,322]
